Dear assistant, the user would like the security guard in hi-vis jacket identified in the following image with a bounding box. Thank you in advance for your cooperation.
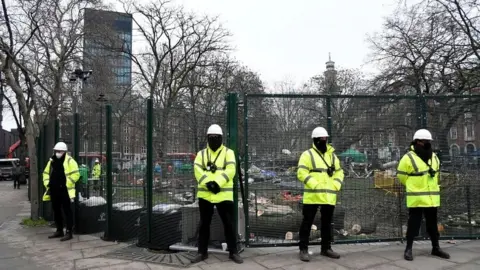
[191,124,243,264]
[397,129,450,261]
[297,127,344,262]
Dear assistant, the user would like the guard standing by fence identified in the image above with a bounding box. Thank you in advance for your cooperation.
[92,158,101,190]
[397,129,450,261]
[42,142,80,241]
[297,127,344,262]
[190,124,243,264]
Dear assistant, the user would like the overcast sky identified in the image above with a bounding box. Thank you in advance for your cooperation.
[2,0,400,131]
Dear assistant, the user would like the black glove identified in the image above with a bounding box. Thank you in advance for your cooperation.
[206,181,220,194]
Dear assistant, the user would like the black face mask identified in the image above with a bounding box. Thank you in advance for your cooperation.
[413,141,433,163]
[313,138,327,153]
[208,135,222,152]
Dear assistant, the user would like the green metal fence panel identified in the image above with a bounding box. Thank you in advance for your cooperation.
[243,94,480,247]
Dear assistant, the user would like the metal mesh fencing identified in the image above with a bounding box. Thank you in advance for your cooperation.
[135,102,227,250]
[425,96,480,238]
[74,101,108,238]
[243,94,480,246]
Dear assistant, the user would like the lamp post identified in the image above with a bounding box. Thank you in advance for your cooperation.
[69,69,92,162]
[97,93,107,196]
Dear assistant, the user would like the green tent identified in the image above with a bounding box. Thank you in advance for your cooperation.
[338,148,367,162]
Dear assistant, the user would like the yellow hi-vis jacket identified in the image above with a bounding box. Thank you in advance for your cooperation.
[42,154,80,201]
[194,145,236,203]
[92,163,101,179]
[297,144,344,205]
[397,147,440,208]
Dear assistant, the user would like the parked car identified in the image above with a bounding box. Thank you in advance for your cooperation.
[0,158,26,184]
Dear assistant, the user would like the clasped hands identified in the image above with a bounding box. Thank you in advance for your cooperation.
[206,181,221,194]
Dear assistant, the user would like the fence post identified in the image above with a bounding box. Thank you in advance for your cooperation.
[466,183,472,236]
[420,94,428,128]
[326,96,333,139]
[243,93,250,246]
[226,93,239,241]
[73,112,80,162]
[415,94,422,130]
[146,98,154,243]
[37,128,44,218]
[103,104,113,240]
[54,118,60,142]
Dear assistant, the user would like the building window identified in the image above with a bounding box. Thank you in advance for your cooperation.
[141,146,146,154]
[464,123,475,141]
[465,143,476,154]
[450,144,460,156]
[123,146,130,155]
[450,127,457,139]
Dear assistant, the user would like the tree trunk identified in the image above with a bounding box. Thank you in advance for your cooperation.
[25,120,39,220]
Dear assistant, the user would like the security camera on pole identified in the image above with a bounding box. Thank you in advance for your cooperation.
[68,68,93,162]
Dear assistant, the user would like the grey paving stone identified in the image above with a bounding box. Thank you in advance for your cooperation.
[81,245,127,259]
[334,251,390,269]
[283,260,348,270]
[92,261,150,269]
[147,263,203,270]
[446,263,480,270]
[74,257,132,269]
[199,259,266,270]
[253,251,301,268]
[71,239,119,250]
[440,247,480,264]
[393,255,457,270]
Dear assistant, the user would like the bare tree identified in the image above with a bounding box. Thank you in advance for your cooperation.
[122,0,231,157]
[369,1,480,156]
[0,0,41,219]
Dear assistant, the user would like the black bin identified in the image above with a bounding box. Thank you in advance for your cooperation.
[110,206,143,241]
[137,210,182,250]
[74,203,107,234]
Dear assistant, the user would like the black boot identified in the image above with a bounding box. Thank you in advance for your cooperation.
[404,248,413,261]
[299,250,310,262]
[48,230,64,239]
[321,248,341,259]
[190,253,208,263]
[431,247,450,259]
[229,253,243,264]
[60,230,73,241]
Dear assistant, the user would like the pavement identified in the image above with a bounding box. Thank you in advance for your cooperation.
[1,181,480,270]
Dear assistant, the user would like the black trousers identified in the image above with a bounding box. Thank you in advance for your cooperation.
[197,198,237,255]
[299,204,335,251]
[51,186,73,232]
[406,207,439,248]
[13,175,20,188]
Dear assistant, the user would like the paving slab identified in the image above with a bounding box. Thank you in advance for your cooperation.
[74,257,132,269]
[334,251,391,269]
[253,251,303,268]
[199,259,266,270]
[393,255,457,270]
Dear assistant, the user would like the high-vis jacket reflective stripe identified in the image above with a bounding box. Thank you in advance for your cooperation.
[194,145,236,203]
[297,144,344,205]
[42,154,80,201]
[397,148,440,208]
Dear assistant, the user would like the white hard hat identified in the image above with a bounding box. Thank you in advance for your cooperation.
[207,124,223,136]
[95,158,99,162]
[53,142,68,151]
[312,127,329,138]
[413,129,433,141]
